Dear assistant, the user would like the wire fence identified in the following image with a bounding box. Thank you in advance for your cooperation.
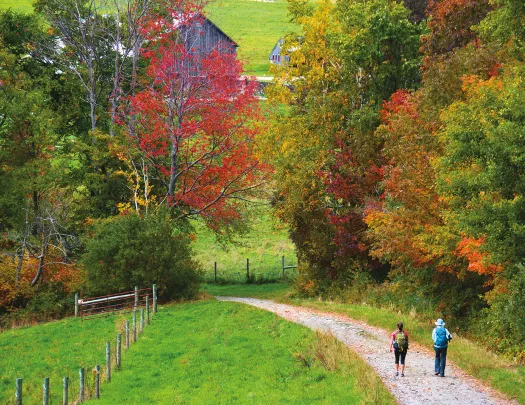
[201,255,298,284]
[13,285,158,405]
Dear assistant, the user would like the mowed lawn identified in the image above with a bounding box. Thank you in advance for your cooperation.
[0,312,129,404]
[87,299,395,404]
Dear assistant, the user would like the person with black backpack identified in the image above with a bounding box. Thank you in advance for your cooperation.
[390,321,409,377]
[432,318,452,377]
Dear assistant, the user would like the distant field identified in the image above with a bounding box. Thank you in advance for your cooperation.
[0,0,295,75]
[207,0,295,75]
[192,203,297,283]
[0,0,32,13]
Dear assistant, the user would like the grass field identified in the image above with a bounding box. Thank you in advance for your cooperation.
[0,0,294,75]
[0,312,130,404]
[86,299,395,404]
[0,298,395,404]
[207,0,295,75]
[204,284,525,404]
[192,203,297,283]
[0,0,32,13]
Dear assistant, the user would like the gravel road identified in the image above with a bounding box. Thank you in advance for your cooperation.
[216,297,515,405]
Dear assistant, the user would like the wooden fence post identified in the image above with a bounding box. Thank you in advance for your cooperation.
[282,256,285,278]
[106,342,111,382]
[15,378,22,405]
[134,286,138,308]
[133,310,137,342]
[146,296,150,325]
[63,376,68,405]
[79,368,84,403]
[116,334,122,369]
[74,293,79,317]
[95,365,100,399]
[43,377,49,405]
[214,262,217,283]
[153,284,157,313]
[140,308,144,333]
[125,320,130,350]
[246,258,250,281]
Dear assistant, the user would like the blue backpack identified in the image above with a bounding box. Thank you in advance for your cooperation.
[435,328,448,348]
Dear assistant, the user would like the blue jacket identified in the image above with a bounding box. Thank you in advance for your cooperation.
[432,326,452,348]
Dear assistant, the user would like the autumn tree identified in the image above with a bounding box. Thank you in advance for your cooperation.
[263,0,422,292]
[122,0,269,227]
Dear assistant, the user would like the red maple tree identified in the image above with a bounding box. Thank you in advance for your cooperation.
[123,0,269,225]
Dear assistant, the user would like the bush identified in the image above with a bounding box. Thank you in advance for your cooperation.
[474,265,525,359]
[83,213,201,301]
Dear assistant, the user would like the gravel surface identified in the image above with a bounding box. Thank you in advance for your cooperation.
[216,297,516,405]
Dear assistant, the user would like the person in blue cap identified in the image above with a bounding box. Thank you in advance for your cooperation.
[432,318,452,377]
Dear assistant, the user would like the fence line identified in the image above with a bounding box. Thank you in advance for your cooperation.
[77,287,153,320]
[15,284,158,404]
[204,255,298,284]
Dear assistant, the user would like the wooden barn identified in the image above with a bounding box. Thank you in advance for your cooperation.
[179,15,239,56]
[268,38,290,66]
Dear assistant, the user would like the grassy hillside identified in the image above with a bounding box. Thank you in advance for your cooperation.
[0,0,294,75]
[0,299,395,404]
[204,284,525,404]
[87,300,394,404]
[206,0,295,75]
[0,312,129,404]
[192,203,297,283]
[0,0,32,13]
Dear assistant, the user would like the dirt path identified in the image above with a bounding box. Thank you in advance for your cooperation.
[216,297,515,405]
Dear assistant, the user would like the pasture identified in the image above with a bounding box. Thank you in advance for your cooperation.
[192,203,297,283]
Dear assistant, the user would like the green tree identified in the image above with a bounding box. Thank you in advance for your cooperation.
[83,213,201,301]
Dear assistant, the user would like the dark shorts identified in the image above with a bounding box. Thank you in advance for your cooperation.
[394,349,407,365]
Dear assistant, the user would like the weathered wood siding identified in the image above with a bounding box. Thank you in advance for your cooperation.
[184,18,237,55]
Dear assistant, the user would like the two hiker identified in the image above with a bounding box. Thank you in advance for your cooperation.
[390,318,452,377]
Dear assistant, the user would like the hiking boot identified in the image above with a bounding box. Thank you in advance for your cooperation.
[395,371,399,377]
[434,372,440,376]
[401,373,405,377]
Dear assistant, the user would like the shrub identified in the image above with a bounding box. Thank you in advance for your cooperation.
[83,213,201,301]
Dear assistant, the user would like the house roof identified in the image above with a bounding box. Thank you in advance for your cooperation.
[173,12,239,48]
[204,17,239,48]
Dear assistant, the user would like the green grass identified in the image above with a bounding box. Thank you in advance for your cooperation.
[206,0,295,75]
[203,284,525,404]
[0,313,130,404]
[0,0,32,13]
[192,204,297,283]
[86,299,395,404]
[203,282,292,299]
